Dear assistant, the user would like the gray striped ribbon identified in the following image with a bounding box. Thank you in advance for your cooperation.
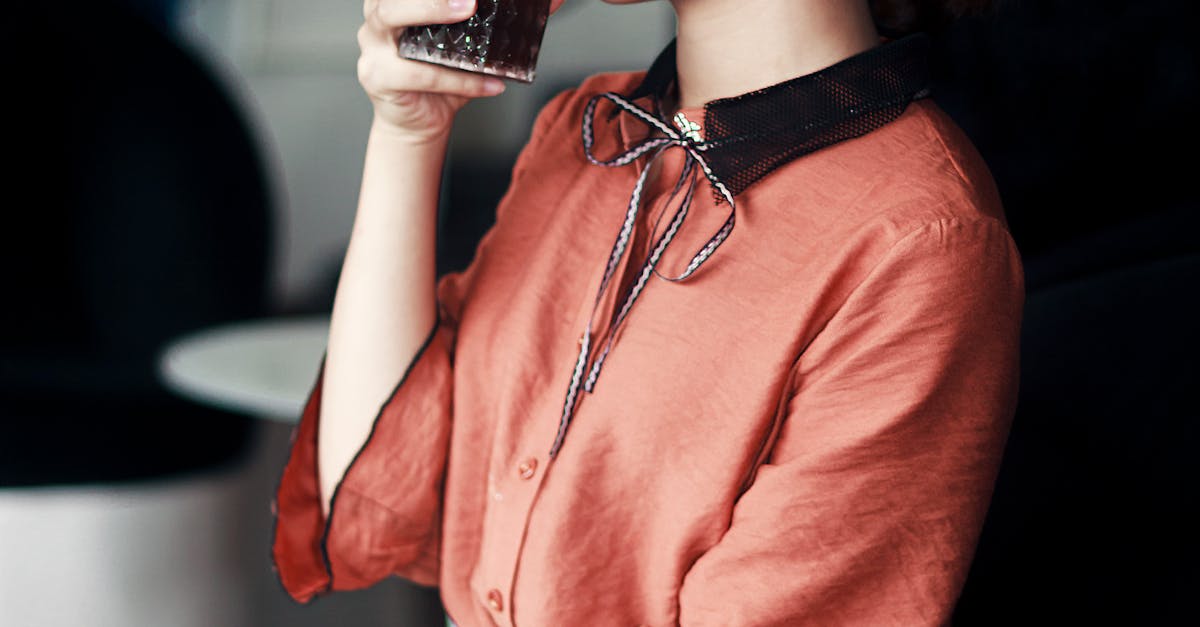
[548,92,737,459]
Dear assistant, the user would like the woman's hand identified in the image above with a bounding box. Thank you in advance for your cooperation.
[358,0,568,144]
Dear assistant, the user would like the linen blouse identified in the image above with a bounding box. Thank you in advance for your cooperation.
[271,41,1025,627]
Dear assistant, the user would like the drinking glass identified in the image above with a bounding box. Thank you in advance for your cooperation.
[397,0,552,84]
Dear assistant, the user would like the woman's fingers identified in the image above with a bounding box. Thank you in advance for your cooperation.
[357,2,505,101]
[365,0,476,31]
[358,48,505,99]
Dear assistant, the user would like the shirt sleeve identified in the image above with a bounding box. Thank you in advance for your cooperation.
[270,87,576,604]
[676,217,1025,626]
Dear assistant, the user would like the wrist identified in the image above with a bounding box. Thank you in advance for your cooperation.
[369,115,452,148]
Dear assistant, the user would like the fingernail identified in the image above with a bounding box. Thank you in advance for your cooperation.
[483,79,506,94]
[448,0,474,15]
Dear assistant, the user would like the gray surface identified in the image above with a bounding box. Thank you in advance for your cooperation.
[158,316,329,423]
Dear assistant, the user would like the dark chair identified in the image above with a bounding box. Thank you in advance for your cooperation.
[0,3,273,485]
[0,4,276,624]
[951,206,1198,626]
[918,3,1199,623]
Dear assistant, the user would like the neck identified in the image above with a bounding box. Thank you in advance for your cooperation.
[665,0,882,114]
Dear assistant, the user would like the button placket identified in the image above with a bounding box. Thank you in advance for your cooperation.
[499,449,559,627]
[473,444,553,626]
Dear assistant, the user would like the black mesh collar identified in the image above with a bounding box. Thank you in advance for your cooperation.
[615,32,934,198]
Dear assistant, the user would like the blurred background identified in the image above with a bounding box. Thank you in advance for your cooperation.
[0,0,1195,625]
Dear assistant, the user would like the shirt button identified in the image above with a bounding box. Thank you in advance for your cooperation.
[517,457,538,480]
[486,588,504,612]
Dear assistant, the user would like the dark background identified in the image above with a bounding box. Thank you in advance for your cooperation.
[1,1,1196,625]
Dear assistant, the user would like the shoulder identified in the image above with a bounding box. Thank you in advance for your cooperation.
[766,96,1013,252]
[878,99,1018,261]
[756,97,1023,303]
[511,69,645,184]
[526,70,645,141]
[904,98,1008,224]
[852,98,1008,230]
[502,69,646,212]
[854,99,1023,286]
[846,100,1026,311]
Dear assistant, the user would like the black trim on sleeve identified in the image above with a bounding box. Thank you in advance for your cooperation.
[318,308,443,594]
[267,300,443,603]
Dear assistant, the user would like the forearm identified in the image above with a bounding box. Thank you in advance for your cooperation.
[317,119,449,517]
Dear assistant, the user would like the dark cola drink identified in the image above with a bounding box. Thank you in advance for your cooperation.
[397,0,551,84]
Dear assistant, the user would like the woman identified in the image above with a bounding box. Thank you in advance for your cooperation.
[271,1,1024,625]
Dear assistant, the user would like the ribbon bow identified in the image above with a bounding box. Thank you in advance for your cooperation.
[548,92,738,459]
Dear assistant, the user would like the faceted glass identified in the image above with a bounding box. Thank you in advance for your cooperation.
[397,0,551,84]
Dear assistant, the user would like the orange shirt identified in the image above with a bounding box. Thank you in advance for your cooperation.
[271,39,1024,626]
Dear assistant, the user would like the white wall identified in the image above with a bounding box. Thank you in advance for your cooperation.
[177,0,674,312]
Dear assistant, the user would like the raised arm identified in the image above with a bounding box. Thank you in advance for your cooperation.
[319,0,510,519]
[272,0,509,602]
[272,0,575,602]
